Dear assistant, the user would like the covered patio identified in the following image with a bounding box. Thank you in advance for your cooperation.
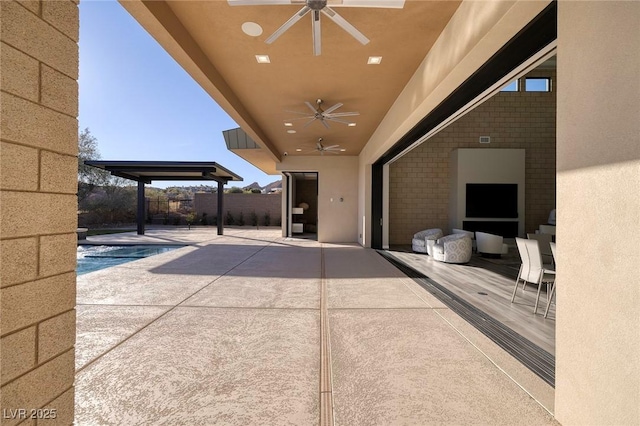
[75,228,556,424]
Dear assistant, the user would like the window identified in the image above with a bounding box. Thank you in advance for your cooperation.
[525,77,551,92]
[501,80,519,92]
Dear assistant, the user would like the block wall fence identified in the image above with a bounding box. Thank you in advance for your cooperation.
[194,193,282,225]
[1,0,79,423]
[389,69,556,245]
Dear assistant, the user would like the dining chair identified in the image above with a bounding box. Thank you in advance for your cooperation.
[512,237,556,314]
[527,233,553,266]
[544,242,557,318]
[513,237,530,293]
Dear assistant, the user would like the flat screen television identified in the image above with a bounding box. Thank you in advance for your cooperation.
[465,183,518,218]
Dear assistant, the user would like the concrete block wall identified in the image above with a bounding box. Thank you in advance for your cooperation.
[1,1,79,423]
[194,193,282,225]
[389,69,556,245]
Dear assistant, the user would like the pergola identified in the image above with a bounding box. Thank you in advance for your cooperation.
[85,161,242,235]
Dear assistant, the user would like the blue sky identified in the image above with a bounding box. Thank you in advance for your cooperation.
[78,1,275,188]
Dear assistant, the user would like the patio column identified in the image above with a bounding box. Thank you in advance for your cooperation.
[555,2,640,424]
[217,180,224,235]
[137,181,145,235]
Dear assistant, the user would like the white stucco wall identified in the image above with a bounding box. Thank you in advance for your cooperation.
[555,2,640,424]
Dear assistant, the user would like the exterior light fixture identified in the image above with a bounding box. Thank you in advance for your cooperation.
[255,55,271,64]
[367,56,382,65]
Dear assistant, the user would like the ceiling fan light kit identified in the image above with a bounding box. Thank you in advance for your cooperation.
[229,0,405,56]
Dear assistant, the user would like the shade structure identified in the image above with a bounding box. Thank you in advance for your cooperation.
[85,161,243,235]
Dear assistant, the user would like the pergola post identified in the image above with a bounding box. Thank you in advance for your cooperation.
[217,180,224,235]
[137,181,145,235]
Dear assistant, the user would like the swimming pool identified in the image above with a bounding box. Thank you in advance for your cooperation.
[77,245,182,275]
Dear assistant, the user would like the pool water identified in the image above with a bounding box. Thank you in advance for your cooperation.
[77,245,181,275]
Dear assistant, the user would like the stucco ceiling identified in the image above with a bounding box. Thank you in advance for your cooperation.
[122,1,462,172]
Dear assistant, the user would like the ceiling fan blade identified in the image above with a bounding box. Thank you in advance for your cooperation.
[312,10,321,56]
[323,144,340,150]
[331,0,405,8]
[305,101,318,114]
[322,102,343,114]
[303,118,317,128]
[321,7,369,45]
[285,109,314,116]
[285,117,315,122]
[265,5,310,44]
[324,111,359,117]
[320,118,331,129]
[325,117,353,125]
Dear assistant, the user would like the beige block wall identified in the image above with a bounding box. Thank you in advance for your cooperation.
[389,69,556,245]
[193,193,282,225]
[1,0,78,423]
[555,2,640,424]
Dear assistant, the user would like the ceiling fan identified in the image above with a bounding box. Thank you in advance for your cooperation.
[307,138,343,155]
[286,99,359,129]
[228,0,405,56]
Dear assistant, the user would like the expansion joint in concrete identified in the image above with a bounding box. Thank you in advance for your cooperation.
[319,245,335,426]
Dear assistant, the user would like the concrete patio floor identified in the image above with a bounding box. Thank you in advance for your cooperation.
[75,228,557,425]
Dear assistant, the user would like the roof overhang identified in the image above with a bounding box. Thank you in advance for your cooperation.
[118,0,462,166]
[222,128,279,175]
[85,161,243,185]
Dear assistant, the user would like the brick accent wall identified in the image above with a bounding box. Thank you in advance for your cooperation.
[194,193,282,225]
[389,69,556,245]
[1,1,79,423]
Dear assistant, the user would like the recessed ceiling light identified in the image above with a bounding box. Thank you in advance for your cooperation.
[284,122,293,127]
[255,55,270,64]
[348,123,357,127]
[242,22,263,37]
[287,130,296,134]
[296,149,302,152]
[340,149,347,152]
[367,56,382,65]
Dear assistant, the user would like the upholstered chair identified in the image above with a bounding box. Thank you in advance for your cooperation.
[411,228,443,254]
[538,224,556,236]
[452,228,476,251]
[432,234,473,264]
[475,231,509,257]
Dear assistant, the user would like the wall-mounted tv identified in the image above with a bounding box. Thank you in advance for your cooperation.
[465,183,518,218]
